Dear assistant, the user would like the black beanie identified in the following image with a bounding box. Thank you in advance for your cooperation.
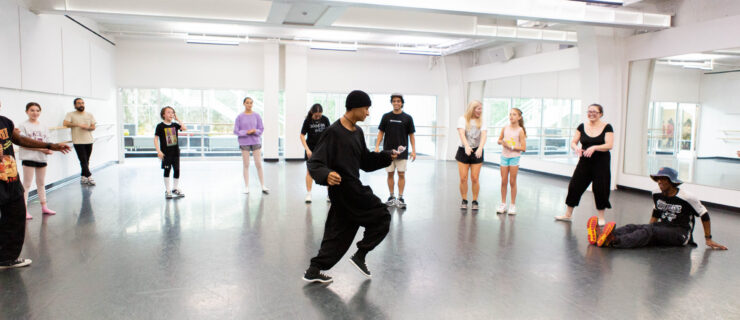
[346,90,372,110]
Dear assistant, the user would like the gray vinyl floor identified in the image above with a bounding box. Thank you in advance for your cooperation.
[2,159,739,319]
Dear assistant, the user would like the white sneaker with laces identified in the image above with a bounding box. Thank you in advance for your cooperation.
[507,205,517,215]
[80,176,88,184]
[262,186,270,194]
[496,203,507,214]
[86,176,96,185]
[305,193,312,203]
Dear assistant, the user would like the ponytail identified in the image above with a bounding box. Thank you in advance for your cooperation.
[512,107,526,136]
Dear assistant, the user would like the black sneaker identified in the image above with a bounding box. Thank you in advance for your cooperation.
[349,255,371,278]
[471,201,479,211]
[302,269,333,284]
[397,197,407,209]
[0,258,32,270]
[460,199,468,209]
[386,196,397,207]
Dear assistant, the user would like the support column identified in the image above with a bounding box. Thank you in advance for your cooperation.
[284,44,308,159]
[262,41,280,159]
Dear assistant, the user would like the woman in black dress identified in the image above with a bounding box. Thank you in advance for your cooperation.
[555,104,614,226]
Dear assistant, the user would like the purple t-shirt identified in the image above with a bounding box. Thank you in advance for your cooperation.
[233,113,264,146]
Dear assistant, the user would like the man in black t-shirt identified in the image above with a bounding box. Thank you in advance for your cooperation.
[374,94,416,209]
[0,100,71,270]
[589,167,727,250]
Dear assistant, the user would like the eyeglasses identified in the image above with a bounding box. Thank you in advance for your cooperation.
[587,111,601,114]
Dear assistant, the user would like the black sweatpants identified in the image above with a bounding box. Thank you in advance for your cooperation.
[565,154,611,210]
[611,224,688,249]
[310,186,391,271]
[0,194,27,263]
[73,144,93,177]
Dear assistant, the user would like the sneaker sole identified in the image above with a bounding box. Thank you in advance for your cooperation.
[507,211,517,215]
[587,216,599,245]
[348,258,372,278]
[0,261,32,269]
[597,222,616,247]
[302,276,333,284]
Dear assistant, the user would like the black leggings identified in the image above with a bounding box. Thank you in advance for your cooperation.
[566,154,611,210]
[73,144,93,177]
[163,166,180,179]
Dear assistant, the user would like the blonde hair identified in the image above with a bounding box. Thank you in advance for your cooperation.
[464,100,483,131]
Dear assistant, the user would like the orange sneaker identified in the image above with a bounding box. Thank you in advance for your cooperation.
[587,216,599,245]
[597,222,616,247]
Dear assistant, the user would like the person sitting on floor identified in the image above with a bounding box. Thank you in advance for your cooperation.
[587,167,727,250]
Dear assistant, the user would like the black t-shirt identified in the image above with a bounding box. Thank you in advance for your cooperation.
[577,123,613,158]
[301,116,331,148]
[378,111,415,159]
[155,122,181,158]
[0,116,23,200]
[652,189,707,233]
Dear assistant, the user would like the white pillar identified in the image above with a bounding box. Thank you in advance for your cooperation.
[441,54,466,160]
[284,44,308,159]
[262,41,280,159]
[577,27,627,189]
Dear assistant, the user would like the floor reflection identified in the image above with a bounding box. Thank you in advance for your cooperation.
[303,280,386,320]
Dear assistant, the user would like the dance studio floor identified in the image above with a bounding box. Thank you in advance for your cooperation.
[2,159,739,319]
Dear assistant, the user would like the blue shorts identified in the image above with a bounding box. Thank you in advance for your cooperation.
[500,156,520,166]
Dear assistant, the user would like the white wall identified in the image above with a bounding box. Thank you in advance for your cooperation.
[0,0,117,193]
[115,38,264,90]
[651,64,703,102]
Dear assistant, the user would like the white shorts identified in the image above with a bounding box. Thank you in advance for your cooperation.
[386,159,408,173]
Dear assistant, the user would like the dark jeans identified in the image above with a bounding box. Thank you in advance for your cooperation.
[0,195,27,262]
[73,144,93,177]
[612,224,688,249]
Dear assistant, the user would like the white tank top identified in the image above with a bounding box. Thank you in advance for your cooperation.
[502,126,522,158]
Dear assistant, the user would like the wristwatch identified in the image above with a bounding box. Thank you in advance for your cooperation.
[45,143,52,149]
[705,235,712,239]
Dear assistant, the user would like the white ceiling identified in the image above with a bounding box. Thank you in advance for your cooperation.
[28,0,674,54]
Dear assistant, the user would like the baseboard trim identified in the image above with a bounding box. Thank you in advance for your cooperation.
[27,161,118,200]
[696,156,740,163]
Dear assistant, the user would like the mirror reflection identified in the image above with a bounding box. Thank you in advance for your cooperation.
[625,48,740,190]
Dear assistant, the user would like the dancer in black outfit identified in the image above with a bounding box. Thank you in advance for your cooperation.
[303,90,397,284]
[556,104,613,226]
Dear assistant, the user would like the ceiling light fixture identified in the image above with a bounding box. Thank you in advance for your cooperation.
[186,34,247,46]
[397,45,442,56]
[309,41,358,52]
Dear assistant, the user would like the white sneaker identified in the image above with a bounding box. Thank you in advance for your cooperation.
[507,205,517,215]
[305,193,312,203]
[165,191,174,199]
[262,186,270,194]
[80,176,88,184]
[172,189,185,198]
[86,176,96,185]
[496,203,507,214]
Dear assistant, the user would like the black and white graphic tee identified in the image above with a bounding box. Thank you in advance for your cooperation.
[651,189,707,235]
[301,115,331,148]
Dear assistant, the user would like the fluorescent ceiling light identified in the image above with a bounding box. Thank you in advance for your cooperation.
[186,34,246,46]
[397,46,442,56]
[310,42,358,52]
[658,59,714,71]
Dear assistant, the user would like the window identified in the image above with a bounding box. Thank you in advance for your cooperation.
[121,88,264,157]
[481,97,582,164]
